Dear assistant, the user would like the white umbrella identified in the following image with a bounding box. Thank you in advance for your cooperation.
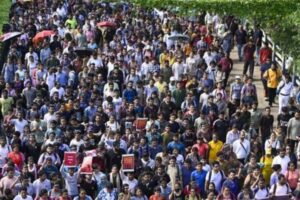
[168,34,190,41]
[0,32,22,42]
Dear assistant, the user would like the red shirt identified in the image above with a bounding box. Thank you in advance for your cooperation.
[205,35,214,46]
[243,44,256,61]
[192,143,209,158]
[218,57,233,72]
[7,151,24,170]
[259,47,272,64]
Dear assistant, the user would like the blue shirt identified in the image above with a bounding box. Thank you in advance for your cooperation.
[182,166,195,187]
[222,179,239,196]
[123,88,137,103]
[191,170,207,195]
[56,72,68,87]
[167,141,185,155]
[149,145,163,159]
[84,106,97,122]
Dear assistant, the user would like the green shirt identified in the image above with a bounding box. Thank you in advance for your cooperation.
[0,97,13,116]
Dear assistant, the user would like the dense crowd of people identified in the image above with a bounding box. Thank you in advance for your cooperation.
[1,0,300,200]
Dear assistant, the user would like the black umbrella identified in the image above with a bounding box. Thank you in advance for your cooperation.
[74,47,94,58]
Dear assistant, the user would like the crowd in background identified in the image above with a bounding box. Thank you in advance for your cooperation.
[1,0,300,200]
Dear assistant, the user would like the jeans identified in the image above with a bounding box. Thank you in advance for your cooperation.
[237,44,244,61]
[243,59,255,77]
[256,45,261,64]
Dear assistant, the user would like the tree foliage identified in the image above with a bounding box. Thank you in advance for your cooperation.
[122,0,300,71]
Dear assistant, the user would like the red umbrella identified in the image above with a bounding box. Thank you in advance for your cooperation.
[0,32,22,42]
[97,21,116,28]
[33,30,55,44]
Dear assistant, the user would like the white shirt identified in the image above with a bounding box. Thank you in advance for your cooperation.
[251,186,269,200]
[13,195,33,200]
[32,179,51,197]
[25,52,39,63]
[264,139,280,152]
[0,145,11,167]
[203,52,214,66]
[199,93,209,108]
[269,183,291,197]
[44,73,55,90]
[11,119,28,138]
[141,158,155,169]
[43,113,57,129]
[226,131,240,145]
[272,155,290,174]
[69,139,84,151]
[50,87,65,99]
[122,177,138,194]
[60,166,79,196]
[278,81,293,96]
[172,62,186,81]
[87,57,103,68]
[232,139,250,159]
[205,170,224,192]
[140,62,152,78]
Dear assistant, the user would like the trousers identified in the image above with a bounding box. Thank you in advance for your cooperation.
[278,94,290,113]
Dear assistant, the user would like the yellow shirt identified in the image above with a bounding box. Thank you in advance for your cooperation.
[208,140,223,163]
[159,53,169,66]
[263,68,282,88]
[155,81,167,94]
[260,155,273,184]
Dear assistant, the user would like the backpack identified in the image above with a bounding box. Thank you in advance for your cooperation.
[254,187,269,198]
[273,183,289,196]
[207,170,225,188]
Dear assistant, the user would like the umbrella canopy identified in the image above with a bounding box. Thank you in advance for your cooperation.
[0,32,22,42]
[74,47,94,58]
[168,34,190,41]
[33,30,55,44]
[97,21,116,28]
